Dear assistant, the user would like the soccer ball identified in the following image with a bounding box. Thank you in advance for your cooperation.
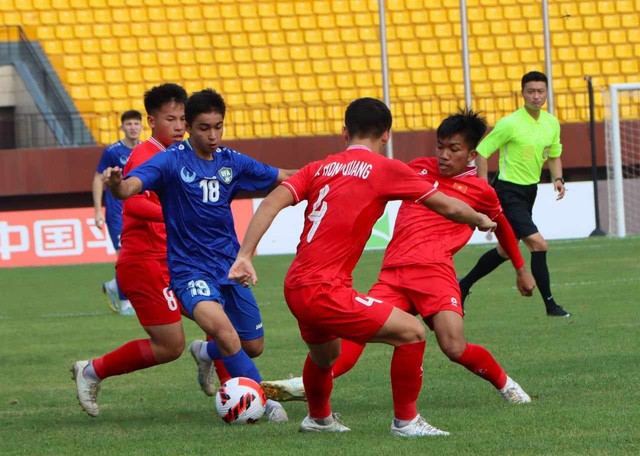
[215,377,267,424]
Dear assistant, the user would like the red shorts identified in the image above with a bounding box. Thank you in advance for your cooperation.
[284,282,394,345]
[370,263,464,325]
[116,259,182,327]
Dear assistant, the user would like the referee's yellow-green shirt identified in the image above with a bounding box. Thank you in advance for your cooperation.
[477,106,562,185]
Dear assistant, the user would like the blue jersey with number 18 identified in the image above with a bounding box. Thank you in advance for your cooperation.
[127,140,278,284]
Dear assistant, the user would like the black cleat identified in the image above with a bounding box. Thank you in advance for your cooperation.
[546,304,571,317]
[458,279,471,308]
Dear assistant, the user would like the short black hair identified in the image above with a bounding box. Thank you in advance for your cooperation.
[344,97,392,139]
[437,109,488,151]
[521,71,548,90]
[120,110,142,124]
[143,83,188,116]
[185,89,226,125]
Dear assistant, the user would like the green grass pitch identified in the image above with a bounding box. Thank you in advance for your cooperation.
[1,237,639,455]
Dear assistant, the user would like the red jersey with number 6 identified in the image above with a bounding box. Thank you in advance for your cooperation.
[281,146,437,288]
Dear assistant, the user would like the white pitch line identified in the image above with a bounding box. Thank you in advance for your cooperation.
[511,277,639,290]
[40,311,105,319]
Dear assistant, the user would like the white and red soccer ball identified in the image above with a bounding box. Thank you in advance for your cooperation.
[215,377,267,424]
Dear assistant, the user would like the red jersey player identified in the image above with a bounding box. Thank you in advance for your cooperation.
[330,110,537,410]
[229,98,496,437]
[71,84,189,417]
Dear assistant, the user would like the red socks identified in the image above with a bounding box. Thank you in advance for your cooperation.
[303,354,333,419]
[332,340,365,378]
[93,339,158,380]
[214,359,232,384]
[390,341,425,420]
[454,343,507,389]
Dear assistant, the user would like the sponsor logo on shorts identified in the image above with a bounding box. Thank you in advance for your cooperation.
[450,297,458,307]
[255,323,263,330]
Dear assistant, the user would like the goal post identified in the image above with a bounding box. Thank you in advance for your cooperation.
[604,83,640,238]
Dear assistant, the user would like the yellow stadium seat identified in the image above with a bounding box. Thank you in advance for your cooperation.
[496,35,514,50]
[178,51,196,65]
[126,83,145,99]
[444,53,460,68]
[183,6,200,20]
[615,44,633,59]
[364,42,379,57]
[341,28,359,43]
[218,63,237,77]
[434,23,452,38]
[583,15,602,30]
[335,13,354,28]
[335,41,358,57]
[609,30,627,44]
[519,49,539,63]
[628,28,640,43]
[267,32,286,46]
[288,45,308,61]
[220,3,238,18]
[298,15,317,29]
[304,30,322,44]
[582,61,600,75]
[522,4,540,18]
[561,62,581,77]
[514,34,533,49]
[237,63,256,77]
[286,31,304,45]
[262,17,279,31]
[108,84,127,99]
[174,36,193,51]
[601,60,620,75]
[317,14,336,29]
[66,70,85,85]
[148,22,165,36]
[36,26,55,40]
[481,51,500,66]
[406,54,424,69]
[571,31,589,46]
[330,58,349,73]
[82,39,101,54]
[392,71,411,86]
[597,1,616,14]
[199,65,217,79]
[326,44,345,58]
[475,36,495,51]
[89,85,108,100]
[251,47,271,63]
[234,48,252,63]
[71,86,90,100]
[280,16,298,31]
[622,13,639,28]
[193,35,211,49]
[103,68,122,83]
[425,54,444,68]
[118,37,136,52]
[139,51,158,66]
[136,37,155,52]
[256,62,274,77]
[298,75,315,92]
[111,23,130,37]
[354,73,373,88]
[294,60,313,75]
[155,37,174,51]
[400,40,420,55]
[195,50,214,64]
[275,61,293,76]
[312,60,331,74]
[180,66,198,80]
[621,59,639,75]
[160,66,180,81]
[488,66,506,81]
[32,0,51,9]
[596,45,614,59]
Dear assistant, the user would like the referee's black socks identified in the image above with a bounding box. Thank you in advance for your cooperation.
[530,251,556,310]
[459,247,507,292]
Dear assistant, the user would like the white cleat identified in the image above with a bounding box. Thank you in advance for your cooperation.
[390,414,450,437]
[261,376,306,402]
[188,340,216,397]
[102,281,120,313]
[299,413,350,433]
[499,376,532,404]
[119,300,136,317]
[71,360,101,417]
[265,400,289,423]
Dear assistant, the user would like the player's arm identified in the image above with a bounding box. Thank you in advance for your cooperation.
[422,191,497,232]
[493,212,536,296]
[229,186,295,287]
[91,172,105,229]
[476,119,511,180]
[548,157,565,200]
[124,193,164,222]
[276,168,298,183]
[103,166,143,199]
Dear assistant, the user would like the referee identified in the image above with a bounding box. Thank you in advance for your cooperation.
[458,71,570,317]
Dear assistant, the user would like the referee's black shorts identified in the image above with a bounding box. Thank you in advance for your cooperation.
[493,179,539,239]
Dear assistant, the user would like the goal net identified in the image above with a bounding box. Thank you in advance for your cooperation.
[604,83,640,237]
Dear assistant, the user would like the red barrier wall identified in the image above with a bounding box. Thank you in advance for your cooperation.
[0,122,605,197]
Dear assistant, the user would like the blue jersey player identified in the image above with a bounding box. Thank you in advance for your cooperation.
[92,110,142,315]
[104,89,299,421]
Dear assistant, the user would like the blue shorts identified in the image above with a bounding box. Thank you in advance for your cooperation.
[173,277,264,341]
[105,216,123,250]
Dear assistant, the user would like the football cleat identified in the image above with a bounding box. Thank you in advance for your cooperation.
[499,376,532,404]
[390,415,450,437]
[300,413,350,433]
[546,304,571,317]
[265,400,289,423]
[119,300,136,316]
[102,281,120,313]
[188,340,217,397]
[261,376,306,402]
[71,360,101,417]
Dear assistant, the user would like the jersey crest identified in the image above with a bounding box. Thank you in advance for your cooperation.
[180,166,197,183]
[218,167,233,184]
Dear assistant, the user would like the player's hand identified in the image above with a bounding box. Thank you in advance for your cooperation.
[475,213,497,232]
[102,166,123,188]
[94,211,105,230]
[516,268,536,297]
[228,256,258,287]
[554,180,566,200]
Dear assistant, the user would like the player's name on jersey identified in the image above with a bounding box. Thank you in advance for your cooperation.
[314,160,373,180]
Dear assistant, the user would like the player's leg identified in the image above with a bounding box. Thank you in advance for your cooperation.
[72,260,184,416]
[298,339,350,433]
[522,232,570,317]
